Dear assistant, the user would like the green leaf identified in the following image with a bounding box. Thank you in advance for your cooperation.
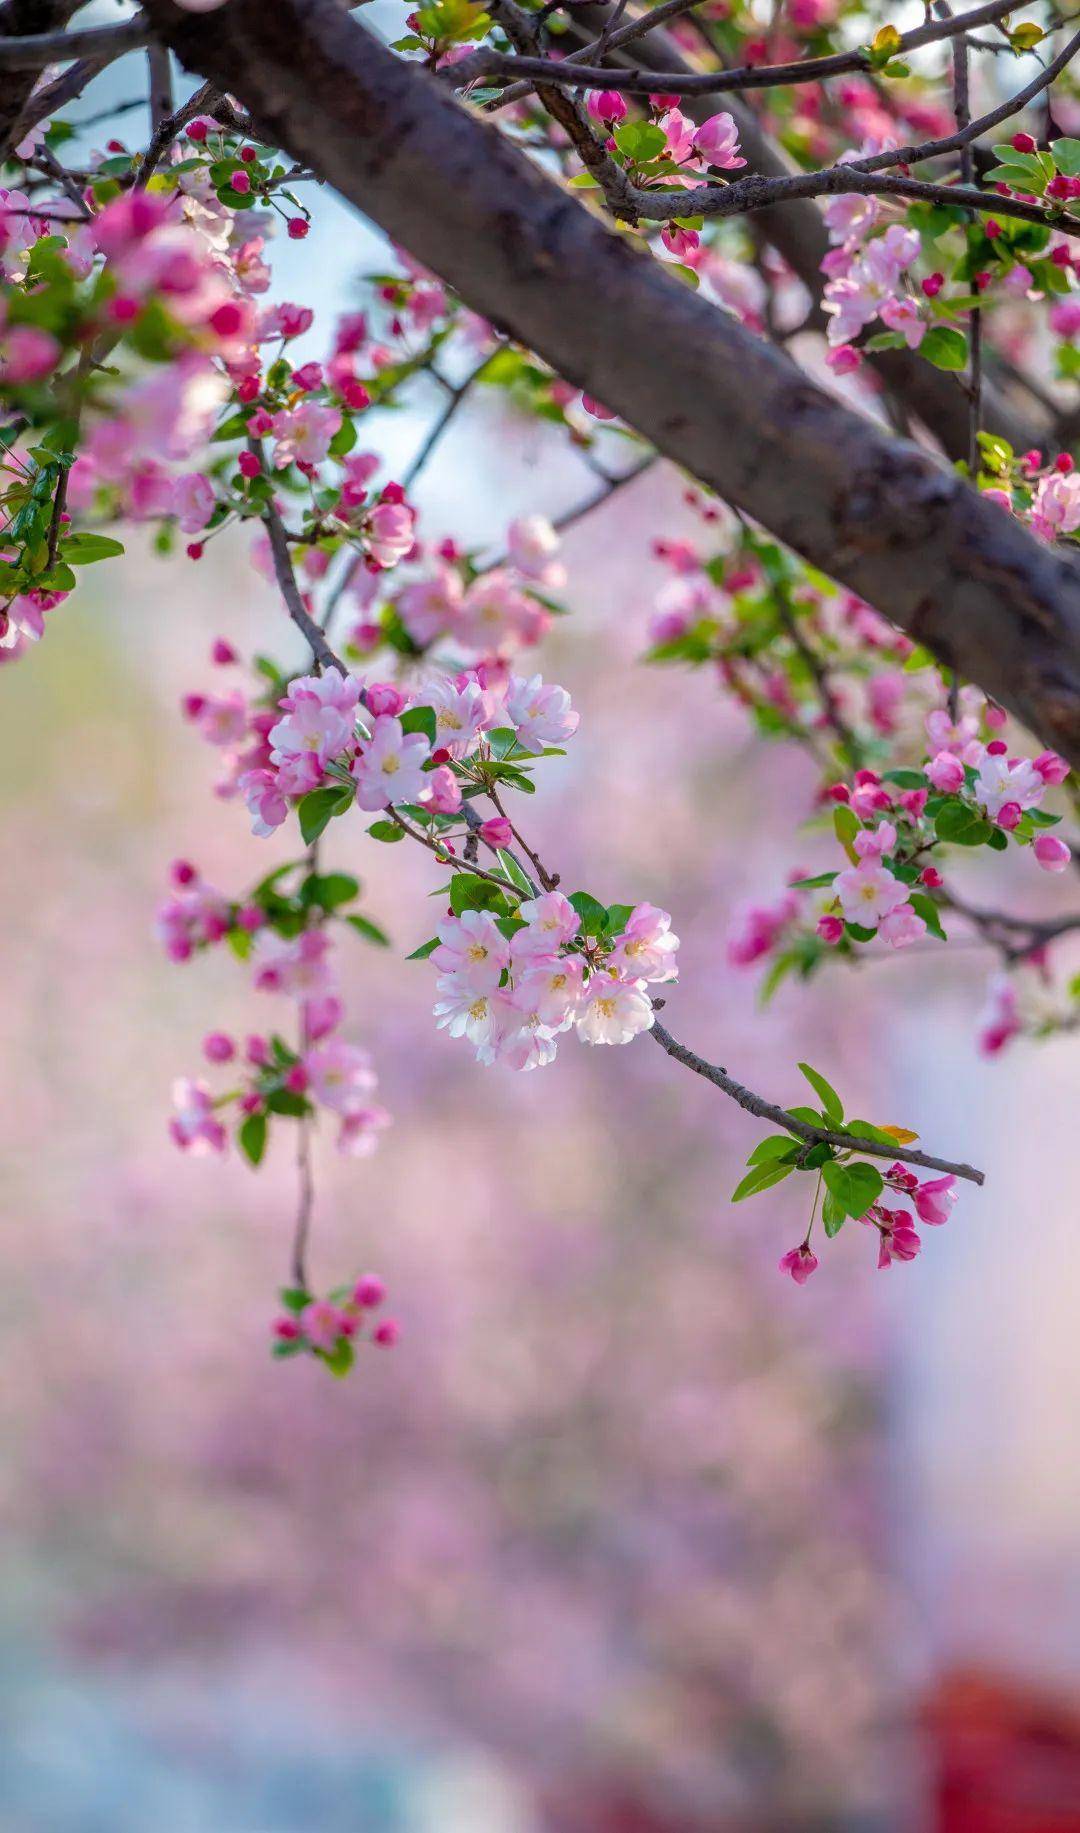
[450,872,506,916]
[346,912,390,946]
[747,1134,801,1166]
[497,849,534,895]
[366,819,406,843]
[788,871,837,890]
[302,871,359,911]
[320,1337,355,1378]
[909,891,947,940]
[1052,135,1080,177]
[278,1286,311,1314]
[934,801,993,846]
[328,417,357,458]
[298,785,353,844]
[568,891,607,935]
[604,902,635,934]
[821,1159,883,1220]
[63,532,125,564]
[400,704,436,743]
[833,803,859,861]
[798,1062,844,1126]
[822,1190,847,1237]
[407,936,440,960]
[848,1119,904,1149]
[238,1111,267,1167]
[920,326,969,371]
[731,1161,795,1202]
[614,120,667,164]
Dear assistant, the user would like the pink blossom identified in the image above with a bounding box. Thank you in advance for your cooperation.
[304,1039,377,1115]
[513,891,581,957]
[301,1300,345,1352]
[169,1078,226,1154]
[926,749,965,793]
[778,1244,819,1284]
[459,570,548,655]
[972,748,1044,817]
[607,903,680,983]
[336,1103,391,1157]
[367,498,416,568]
[878,904,927,949]
[511,956,585,1029]
[875,1213,922,1268]
[1,324,60,382]
[238,767,288,837]
[271,400,342,468]
[835,861,909,927]
[479,816,513,849]
[586,89,628,125]
[506,515,566,589]
[1031,468,1080,538]
[426,678,487,758]
[826,344,862,375]
[270,669,359,771]
[913,1175,957,1226]
[505,674,579,753]
[575,974,654,1045]
[352,714,431,810]
[252,929,334,997]
[1034,750,1070,785]
[879,293,925,349]
[397,565,464,645]
[427,763,462,813]
[432,911,510,991]
[693,112,746,169]
[977,974,1021,1055]
[658,108,696,163]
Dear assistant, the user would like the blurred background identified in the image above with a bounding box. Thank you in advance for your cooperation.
[2,15,1080,1830]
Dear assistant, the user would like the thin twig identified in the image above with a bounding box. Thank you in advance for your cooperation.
[648,1018,985,1183]
[451,0,1018,97]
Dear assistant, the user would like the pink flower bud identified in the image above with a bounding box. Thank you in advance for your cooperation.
[365,682,407,717]
[229,169,251,193]
[920,866,944,889]
[1034,834,1071,872]
[817,914,844,945]
[211,638,237,665]
[1012,131,1037,153]
[353,1275,386,1308]
[1034,749,1070,784]
[238,450,261,479]
[479,816,513,849]
[203,1031,235,1063]
[288,217,310,239]
[170,858,197,887]
[778,1245,818,1284]
[586,89,628,125]
[373,1318,401,1346]
[273,1316,300,1340]
[996,801,1023,830]
[926,750,965,793]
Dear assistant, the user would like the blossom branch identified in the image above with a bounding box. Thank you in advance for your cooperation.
[449,0,1019,97]
[647,1017,986,1184]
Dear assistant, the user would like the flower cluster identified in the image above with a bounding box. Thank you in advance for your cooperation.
[271,1275,400,1378]
[160,853,390,1163]
[431,896,678,1070]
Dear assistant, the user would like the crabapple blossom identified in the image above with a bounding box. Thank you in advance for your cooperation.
[835,861,909,928]
[351,714,431,810]
[576,976,655,1046]
[504,674,579,753]
[779,1244,819,1284]
[692,113,746,169]
[432,911,511,990]
[607,903,680,983]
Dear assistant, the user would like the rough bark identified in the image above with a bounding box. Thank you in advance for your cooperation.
[563,1,1040,462]
[0,0,81,154]
[144,0,1080,764]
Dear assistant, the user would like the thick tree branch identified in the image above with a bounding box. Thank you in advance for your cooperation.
[561,1,1041,460]
[145,0,1080,766]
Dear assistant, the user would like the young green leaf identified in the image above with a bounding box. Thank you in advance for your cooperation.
[797,1062,844,1125]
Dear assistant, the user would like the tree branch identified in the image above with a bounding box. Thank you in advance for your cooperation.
[648,1017,985,1183]
[146,0,1080,768]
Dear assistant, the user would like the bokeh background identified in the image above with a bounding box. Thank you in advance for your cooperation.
[2,18,1080,1829]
